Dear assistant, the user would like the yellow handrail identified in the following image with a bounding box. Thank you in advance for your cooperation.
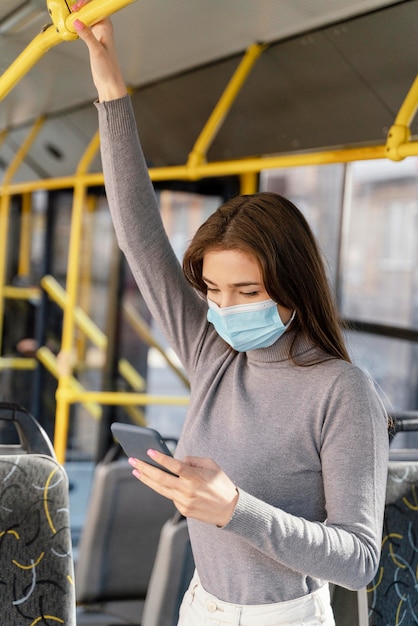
[123,301,190,389]
[41,274,146,390]
[42,275,106,349]
[386,74,418,161]
[0,145,389,199]
[240,172,258,195]
[1,116,45,185]
[77,195,96,362]
[0,0,137,102]
[37,346,102,419]
[56,387,189,406]
[54,131,101,462]
[188,43,267,168]
[0,357,37,371]
[3,286,41,300]
[18,193,32,278]
[1,24,418,466]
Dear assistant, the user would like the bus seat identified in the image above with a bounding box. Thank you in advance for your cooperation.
[141,511,194,626]
[358,456,418,626]
[0,402,76,625]
[75,445,176,626]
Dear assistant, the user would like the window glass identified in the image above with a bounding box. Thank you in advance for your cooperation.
[340,157,418,328]
[345,330,418,446]
[260,164,345,288]
[261,161,418,420]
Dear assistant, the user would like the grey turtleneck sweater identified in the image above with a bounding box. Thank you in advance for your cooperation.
[96,95,389,605]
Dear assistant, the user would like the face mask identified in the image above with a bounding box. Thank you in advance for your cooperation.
[207,298,294,352]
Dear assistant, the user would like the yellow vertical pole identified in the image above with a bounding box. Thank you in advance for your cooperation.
[240,172,258,195]
[0,196,11,356]
[77,195,96,361]
[18,193,32,277]
[54,130,101,463]
[0,118,44,355]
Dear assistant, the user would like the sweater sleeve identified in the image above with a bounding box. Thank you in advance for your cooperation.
[224,367,389,591]
[96,95,208,373]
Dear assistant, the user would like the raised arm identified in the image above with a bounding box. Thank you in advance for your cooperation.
[72,2,127,102]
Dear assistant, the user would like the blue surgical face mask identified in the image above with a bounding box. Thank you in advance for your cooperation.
[207,298,295,352]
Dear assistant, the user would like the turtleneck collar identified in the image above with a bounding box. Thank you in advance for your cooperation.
[245,329,318,364]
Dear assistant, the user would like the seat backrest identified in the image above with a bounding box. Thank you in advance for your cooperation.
[141,512,195,626]
[0,402,76,625]
[359,459,418,626]
[75,450,176,604]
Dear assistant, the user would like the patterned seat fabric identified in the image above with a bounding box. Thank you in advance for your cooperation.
[367,461,418,626]
[0,453,75,625]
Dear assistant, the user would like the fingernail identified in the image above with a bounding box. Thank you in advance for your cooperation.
[147,449,158,459]
[73,19,84,31]
[128,457,137,467]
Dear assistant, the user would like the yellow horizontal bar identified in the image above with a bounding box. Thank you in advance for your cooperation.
[37,346,102,419]
[0,357,36,370]
[3,286,41,300]
[398,140,418,158]
[149,145,389,181]
[0,144,392,197]
[0,173,104,196]
[57,388,189,406]
[65,0,137,38]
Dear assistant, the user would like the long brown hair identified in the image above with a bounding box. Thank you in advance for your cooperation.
[182,192,350,363]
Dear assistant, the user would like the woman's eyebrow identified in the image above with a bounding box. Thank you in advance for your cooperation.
[202,276,262,288]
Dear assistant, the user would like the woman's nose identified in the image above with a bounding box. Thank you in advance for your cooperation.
[218,294,236,308]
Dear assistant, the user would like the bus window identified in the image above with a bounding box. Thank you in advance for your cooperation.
[260,164,345,288]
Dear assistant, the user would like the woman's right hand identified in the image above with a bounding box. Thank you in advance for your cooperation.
[71,1,128,102]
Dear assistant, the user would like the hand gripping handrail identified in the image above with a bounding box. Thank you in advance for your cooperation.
[0,0,136,103]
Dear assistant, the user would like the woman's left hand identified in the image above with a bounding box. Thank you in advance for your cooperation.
[128,452,239,527]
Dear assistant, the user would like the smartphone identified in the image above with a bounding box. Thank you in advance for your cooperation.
[110,422,175,474]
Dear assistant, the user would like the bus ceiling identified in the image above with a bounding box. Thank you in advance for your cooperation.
[0,0,417,182]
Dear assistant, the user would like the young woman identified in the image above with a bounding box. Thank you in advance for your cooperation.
[72,8,389,625]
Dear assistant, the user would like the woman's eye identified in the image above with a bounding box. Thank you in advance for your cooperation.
[242,291,259,297]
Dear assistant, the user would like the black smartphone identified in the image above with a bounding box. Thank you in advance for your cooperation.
[110,422,175,473]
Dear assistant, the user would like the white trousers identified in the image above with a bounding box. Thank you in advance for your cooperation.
[178,572,336,626]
